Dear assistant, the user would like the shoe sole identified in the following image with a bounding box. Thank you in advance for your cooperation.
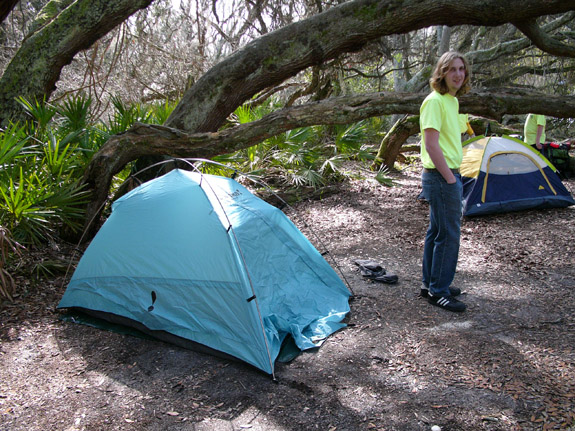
[428,297,467,312]
[420,288,461,298]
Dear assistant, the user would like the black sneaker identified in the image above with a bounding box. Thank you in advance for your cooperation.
[420,287,461,298]
[428,295,467,312]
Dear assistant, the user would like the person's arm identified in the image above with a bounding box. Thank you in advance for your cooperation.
[535,125,544,149]
[424,128,456,184]
[466,122,475,137]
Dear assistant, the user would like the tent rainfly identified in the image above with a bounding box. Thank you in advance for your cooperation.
[58,169,351,376]
[461,135,575,216]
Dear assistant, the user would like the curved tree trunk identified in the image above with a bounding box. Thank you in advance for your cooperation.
[164,0,575,134]
[372,115,420,171]
[0,0,153,125]
[468,12,575,66]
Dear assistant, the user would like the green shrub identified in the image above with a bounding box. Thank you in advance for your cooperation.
[214,101,379,189]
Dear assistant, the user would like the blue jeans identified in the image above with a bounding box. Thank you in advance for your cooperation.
[421,170,463,297]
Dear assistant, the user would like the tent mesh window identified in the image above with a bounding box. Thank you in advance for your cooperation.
[487,152,539,175]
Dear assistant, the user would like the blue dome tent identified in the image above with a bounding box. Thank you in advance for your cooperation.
[461,135,575,216]
[58,168,350,377]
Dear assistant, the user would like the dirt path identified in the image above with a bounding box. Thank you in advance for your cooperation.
[1,164,574,431]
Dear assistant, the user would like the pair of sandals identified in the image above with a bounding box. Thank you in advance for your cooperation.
[354,259,398,284]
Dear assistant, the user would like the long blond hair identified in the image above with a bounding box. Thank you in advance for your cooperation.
[429,51,471,97]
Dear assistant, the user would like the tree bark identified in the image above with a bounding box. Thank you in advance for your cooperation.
[372,115,420,170]
[514,18,575,57]
[0,0,19,25]
[0,0,153,125]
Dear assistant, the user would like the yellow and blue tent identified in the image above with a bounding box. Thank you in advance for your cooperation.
[461,135,575,216]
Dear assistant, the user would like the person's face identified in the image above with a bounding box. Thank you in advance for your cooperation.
[444,58,466,96]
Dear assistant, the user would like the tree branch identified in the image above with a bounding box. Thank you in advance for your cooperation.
[81,87,575,233]
[468,12,575,65]
[481,63,575,87]
[166,0,575,134]
[514,17,575,57]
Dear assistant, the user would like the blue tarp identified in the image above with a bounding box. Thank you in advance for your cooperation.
[59,169,350,375]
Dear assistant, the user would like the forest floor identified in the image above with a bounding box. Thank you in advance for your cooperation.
[1,161,575,431]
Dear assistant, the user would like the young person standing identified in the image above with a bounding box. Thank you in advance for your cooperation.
[419,51,472,312]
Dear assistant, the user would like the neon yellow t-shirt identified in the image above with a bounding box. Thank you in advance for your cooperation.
[523,114,546,146]
[420,91,462,169]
